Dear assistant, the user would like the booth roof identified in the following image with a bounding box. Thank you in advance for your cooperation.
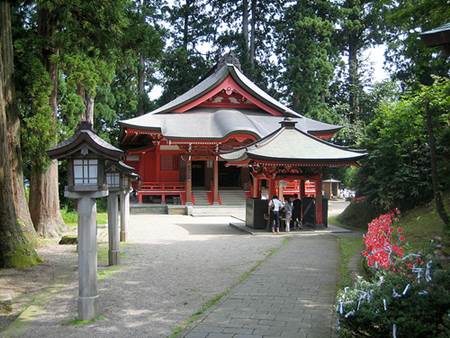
[220,121,367,164]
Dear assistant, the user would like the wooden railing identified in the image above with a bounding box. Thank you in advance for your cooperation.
[137,181,186,204]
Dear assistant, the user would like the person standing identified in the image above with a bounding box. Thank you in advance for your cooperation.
[269,195,283,233]
[292,194,302,229]
[284,197,293,232]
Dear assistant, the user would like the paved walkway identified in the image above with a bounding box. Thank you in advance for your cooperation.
[183,234,338,338]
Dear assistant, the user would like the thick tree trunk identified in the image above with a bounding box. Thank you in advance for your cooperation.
[28,9,65,238]
[29,162,65,237]
[242,0,249,61]
[137,53,145,115]
[425,101,449,226]
[0,1,39,268]
[249,0,256,70]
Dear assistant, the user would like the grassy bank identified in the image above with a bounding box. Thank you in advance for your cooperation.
[337,236,364,288]
[61,208,108,227]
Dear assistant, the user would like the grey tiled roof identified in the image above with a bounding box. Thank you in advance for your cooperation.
[48,123,123,160]
[220,123,367,163]
[121,108,341,140]
[421,23,450,36]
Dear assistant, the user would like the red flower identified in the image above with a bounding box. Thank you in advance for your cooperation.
[399,236,405,241]
[397,227,404,233]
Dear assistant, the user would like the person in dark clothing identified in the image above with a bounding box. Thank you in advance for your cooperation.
[292,194,302,229]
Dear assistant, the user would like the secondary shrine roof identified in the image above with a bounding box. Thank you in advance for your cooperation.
[121,108,340,140]
[220,118,367,166]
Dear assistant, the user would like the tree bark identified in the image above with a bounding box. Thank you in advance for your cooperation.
[137,53,145,115]
[425,101,449,226]
[0,1,39,268]
[249,0,256,70]
[77,84,95,126]
[29,7,65,237]
[182,0,191,50]
[348,41,360,121]
[242,0,249,61]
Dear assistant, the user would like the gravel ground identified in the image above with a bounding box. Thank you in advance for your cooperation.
[2,215,283,338]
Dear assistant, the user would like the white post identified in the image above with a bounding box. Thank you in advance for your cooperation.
[77,196,98,320]
[107,192,120,265]
[120,189,130,242]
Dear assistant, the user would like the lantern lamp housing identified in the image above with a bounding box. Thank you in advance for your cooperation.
[47,121,124,194]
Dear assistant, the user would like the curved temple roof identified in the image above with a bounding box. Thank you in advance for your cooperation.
[220,118,367,166]
[120,60,341,138]
[121,108,340,140]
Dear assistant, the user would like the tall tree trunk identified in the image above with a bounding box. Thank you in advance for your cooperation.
[137,53,145,115]
[182,0,191,50]
[242,0,249,62]
[77,84,95,126]
[0,1,39,268]
[249,0,256,70]
[425,101,449,226]
[29,8,65,238]
[348,40,359,121]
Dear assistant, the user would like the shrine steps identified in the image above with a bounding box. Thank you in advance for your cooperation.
[192,190,210,206]
[219,190,246,206]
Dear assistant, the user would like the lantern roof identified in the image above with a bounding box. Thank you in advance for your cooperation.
[220,118,367,166]
[106,160,140,180]
[48,121,123,160]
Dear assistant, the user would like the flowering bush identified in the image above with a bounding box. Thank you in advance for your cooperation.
[336,267,450,338]
[336,211,450,337]
[362,209,404,270]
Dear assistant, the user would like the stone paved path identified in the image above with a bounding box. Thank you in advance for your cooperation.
[183,234,338,338]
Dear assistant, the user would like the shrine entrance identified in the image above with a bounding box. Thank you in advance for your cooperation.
[192,161,206,188]
[219,161,241,188]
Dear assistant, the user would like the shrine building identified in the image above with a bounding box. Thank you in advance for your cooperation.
[119,54,363,207]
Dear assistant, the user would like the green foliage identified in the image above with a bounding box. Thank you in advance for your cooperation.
[18,58,57,171]
[280,0,336,120]
[355,77,450,211]
[383,0,450,86]
[337,266,450,338]
[338,200,383,230]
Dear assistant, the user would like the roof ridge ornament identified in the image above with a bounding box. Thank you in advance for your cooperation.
[78,120,94,131]
[280,117,297,129]
[216,51,241,71]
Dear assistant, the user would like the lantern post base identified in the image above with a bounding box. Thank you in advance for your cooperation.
[78,295,98,321]
[64,189,108,321]
[107,192,120,266]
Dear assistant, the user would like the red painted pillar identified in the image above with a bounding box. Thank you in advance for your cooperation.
[213,157,219,204]
[252,176,259,198]
[315,175,323,225]
[186,159,192,204]
[300,180,305,198]
[269,179,276,199]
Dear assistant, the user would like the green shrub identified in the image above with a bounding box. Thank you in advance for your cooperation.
[337,199,382,230]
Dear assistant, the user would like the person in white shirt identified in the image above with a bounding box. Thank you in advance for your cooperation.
[269,195,283,234]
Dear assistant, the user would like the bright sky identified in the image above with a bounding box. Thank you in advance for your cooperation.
[148,44,389,100]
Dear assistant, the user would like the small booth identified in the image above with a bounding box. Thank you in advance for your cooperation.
[220,118,367,230]
[323,178,341,199]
